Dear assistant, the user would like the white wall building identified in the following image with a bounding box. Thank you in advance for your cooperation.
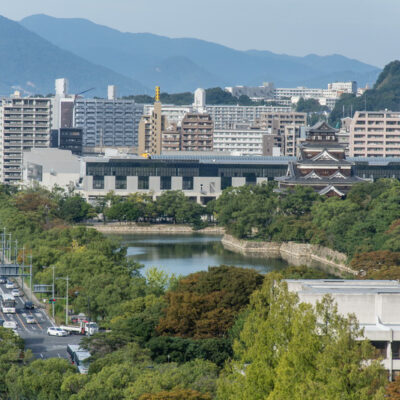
[225,82,275,101]
[213,123,273,156]
[193,88,206,113]
[287,279,400,380]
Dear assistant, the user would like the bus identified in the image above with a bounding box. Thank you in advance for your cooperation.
[67,344,91,374]
[1,294,16,314]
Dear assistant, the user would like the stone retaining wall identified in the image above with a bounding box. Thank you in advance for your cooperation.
[221,234,356,276]
[89,222,225,235]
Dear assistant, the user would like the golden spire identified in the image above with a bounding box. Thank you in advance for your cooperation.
[155,86,160,102]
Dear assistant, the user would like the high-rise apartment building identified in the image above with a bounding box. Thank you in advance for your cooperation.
[213,123,273,156]
[284,125,306,157]
[257,112,307,151]
[205,105,292,130]
[74,98,144,147]
[180,113,213,152]
[349,111,400,157]
[0,96,52,183]
[138,101,166,155]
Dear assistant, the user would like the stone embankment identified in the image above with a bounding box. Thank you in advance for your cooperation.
[221,234,357,276]
[89,222,225,235]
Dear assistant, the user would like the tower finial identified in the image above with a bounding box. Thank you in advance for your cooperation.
[155,86,160,102]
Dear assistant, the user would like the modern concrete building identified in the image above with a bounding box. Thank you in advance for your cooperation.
[213,123,274,156]
[143,104,192,126]
[180,112,214,152]
[193,88,206,113]
[349,111,400,157]
[74,98,144,148]
[138,101,166,155]
[286,279,400,380]
[0,96,52,184]
[205,105,292,130]
[257,111,307,151]
[283,125,306,157]
[50,128,83,156]
[327,81,357,94]
[22,148,400,202]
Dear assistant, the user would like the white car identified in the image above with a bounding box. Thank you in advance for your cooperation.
[25,315,35,324]
[5,281,15,289]
[3,320,17,329]
[47,327,68,337]
[11,289,21,297]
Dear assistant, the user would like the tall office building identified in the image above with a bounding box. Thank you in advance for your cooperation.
[74,97,144,147]
[0,95,52,183]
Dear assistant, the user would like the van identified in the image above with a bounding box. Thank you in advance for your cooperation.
[3,321,17,329]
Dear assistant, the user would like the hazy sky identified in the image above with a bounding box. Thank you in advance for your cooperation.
[1,0,399,67]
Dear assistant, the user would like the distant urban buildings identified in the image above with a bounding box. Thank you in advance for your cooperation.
[349,110,400,157]
[0,94,52,184]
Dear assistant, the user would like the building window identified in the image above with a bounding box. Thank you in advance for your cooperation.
[245,173,257,184]
[138,176,149,190]
[115,176,127,190]
[160,176,171,190]
[221,176,232,190]
[182,177,193,190]
[93,176,104,189]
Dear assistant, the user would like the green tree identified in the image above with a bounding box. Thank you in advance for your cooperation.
[217,276,386,400]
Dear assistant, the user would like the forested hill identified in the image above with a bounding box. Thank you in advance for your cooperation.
[329,60,400,125]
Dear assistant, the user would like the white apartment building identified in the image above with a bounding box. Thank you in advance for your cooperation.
[213,123,273,156]
[349,111,400,157]
[225,82,275,101]
[74,98,144,147]
[0,96,52,184]
[287,279,400,380]
[327,81,357,93]
[143,104,192,127]
[205,105,292,129]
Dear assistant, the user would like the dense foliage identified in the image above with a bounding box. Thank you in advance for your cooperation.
[215,180,400,278]
[217,276,387,399]
[330,60,400,125]
[102,191,207,228]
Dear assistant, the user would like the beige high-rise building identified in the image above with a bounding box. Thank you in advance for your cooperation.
[138,100,166,155]
[0,95,52,183]
[349,111,400,157]
[180,113,213,152]
[257,111,307,152]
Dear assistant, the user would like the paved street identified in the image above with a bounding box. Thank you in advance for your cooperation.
[0,282,83,359]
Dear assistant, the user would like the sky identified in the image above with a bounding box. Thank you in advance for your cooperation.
[1,0,399,67]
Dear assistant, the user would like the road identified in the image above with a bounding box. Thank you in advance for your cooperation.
[0,281,82,359]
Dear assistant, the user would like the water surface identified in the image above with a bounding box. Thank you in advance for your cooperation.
[111,233,290,276]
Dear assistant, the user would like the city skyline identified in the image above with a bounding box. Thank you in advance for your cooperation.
[0,0,399,67]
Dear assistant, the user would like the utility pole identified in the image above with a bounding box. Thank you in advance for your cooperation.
[52,266,55,319]
[66,276,69,325]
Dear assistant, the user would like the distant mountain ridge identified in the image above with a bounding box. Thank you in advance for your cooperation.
[20,14,381,93]
[0,15,146,96]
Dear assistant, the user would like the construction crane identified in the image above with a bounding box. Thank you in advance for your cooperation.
[73,87,95,103]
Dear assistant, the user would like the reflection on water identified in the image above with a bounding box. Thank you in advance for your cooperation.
[109,233,290,276]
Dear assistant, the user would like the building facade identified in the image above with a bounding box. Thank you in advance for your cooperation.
[225,82,275,101]
[349,111,400,157]
[287,279,400,380]
[0,96,52,184]
[50,128,83,156]
[74,98,144,148]
[180,113,213,152]
[213,123,274,156]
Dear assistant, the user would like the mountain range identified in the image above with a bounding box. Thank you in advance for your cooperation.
[0,14,383,97]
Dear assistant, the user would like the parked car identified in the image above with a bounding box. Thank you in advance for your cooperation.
[11,289,21,297]
[5,281,14,289]
[25,315,35,324]
[0,276,7,284]
[47,327,68,337]
[24,301,34,310]
[3,321,17,329]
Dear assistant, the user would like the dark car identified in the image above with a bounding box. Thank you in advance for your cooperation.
[24,301,34,310]
[0,276,7,284]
